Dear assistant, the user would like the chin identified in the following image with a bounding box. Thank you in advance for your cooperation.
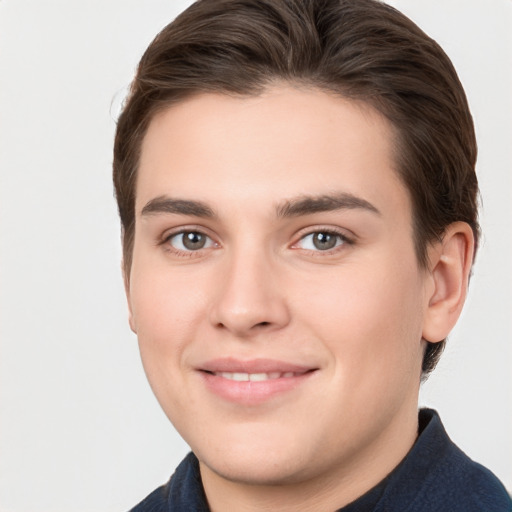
[186,423,309,485]
[199,449,310,486]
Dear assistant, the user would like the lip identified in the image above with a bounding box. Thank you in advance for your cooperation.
[197,358,318,405]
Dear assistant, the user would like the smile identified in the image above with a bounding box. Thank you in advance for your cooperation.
[198,359,318,405]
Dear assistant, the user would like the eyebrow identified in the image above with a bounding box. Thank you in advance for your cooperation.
[140,192,380,220]
[276,193,381,218]
[141,196,216,218]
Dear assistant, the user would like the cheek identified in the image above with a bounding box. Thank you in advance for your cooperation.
[131,257,208,330]
[128,273,211,426]
[128,268,209,380]
[297,259,425,378]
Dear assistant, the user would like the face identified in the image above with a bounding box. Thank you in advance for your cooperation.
[127,86,432,489]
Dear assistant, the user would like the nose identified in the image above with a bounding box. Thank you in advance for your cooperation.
[209,246,291,338]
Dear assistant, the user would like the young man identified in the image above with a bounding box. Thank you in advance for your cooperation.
[113,0,511,510]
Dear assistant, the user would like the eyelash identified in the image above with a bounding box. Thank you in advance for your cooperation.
[292,228,354,254]
[159,226,354,257]
[160,228,218,258]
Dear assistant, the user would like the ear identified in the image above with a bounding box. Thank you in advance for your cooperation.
[122,260,137,334]
[422,222,475,343]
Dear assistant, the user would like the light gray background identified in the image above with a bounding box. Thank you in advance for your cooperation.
[0,1,510,511]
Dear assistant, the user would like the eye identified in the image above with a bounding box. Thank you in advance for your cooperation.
[166,231,216,251]
[296,231,348,251]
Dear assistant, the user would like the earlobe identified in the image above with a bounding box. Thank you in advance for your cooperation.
[422,222,475,343]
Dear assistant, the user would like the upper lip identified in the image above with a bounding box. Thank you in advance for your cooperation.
[199,358,316,374]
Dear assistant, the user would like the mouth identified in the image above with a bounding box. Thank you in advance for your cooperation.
[198,359,318,404]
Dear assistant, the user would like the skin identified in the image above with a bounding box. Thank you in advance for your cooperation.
[126,85,473,511]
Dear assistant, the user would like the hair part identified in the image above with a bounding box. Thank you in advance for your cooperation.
[113,0,479,376]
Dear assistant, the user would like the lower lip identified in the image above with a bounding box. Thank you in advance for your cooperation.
[200,371,315,405]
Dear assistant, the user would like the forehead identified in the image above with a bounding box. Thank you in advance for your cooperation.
[137,85,408,218]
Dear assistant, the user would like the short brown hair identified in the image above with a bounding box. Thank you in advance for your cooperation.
[113,0,479,376]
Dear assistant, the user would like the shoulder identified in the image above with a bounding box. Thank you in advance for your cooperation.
[376,409,511,512]
[128,452,209,512]
[427,409,510,511]
[129,483,169,512]
[423,445,511,511]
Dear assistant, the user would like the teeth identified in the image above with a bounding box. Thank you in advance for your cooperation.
[249,373,268,382]
[216,372,297,381]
